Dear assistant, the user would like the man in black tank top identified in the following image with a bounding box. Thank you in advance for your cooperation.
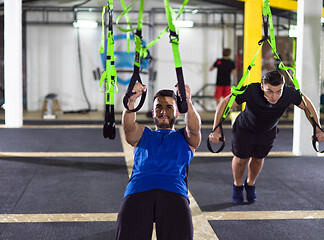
[209,71,324,204]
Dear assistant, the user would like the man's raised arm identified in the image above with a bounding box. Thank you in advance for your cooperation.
[122,83,146,147]
[183,85,202,151]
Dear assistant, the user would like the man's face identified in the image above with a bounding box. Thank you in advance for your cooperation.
[261,83,284,105]
[152,96,179,129]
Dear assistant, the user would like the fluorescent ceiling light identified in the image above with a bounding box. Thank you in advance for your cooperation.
[173,20,194,28]
[73,20,98,28]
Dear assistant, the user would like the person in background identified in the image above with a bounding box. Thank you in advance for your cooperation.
[209,48,236,104]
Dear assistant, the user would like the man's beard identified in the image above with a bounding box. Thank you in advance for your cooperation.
[153,116,176,129]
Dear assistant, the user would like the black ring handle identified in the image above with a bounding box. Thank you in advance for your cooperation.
[207,118,226,153]
[123,66,147,112]
[311,120,324,153]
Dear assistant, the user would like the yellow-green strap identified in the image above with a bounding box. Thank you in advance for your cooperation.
[264,3,323,151]
[137,0,144,31]
[163,0,189,68]
[141,27,168,59]
[99,1,118,97]
[116,0,139,33]
[100,0,117,140]
[221,42,264,119]
[116,0,144,33]
[277,60,299,90]
[120,0,131,52]
[142,0,188,57]
[163,0,189,113]
[262,0,277,53]
[164,0,179,67]
[292,37,296,69]
[117,0,188,58]
[100,6,108,54]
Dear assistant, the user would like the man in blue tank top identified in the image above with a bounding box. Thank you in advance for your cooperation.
[209,71,324,204]
[115,83,201,240]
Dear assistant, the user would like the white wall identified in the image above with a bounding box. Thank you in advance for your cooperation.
[27,25,101,111]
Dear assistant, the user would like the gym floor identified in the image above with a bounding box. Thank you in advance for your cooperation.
[0,110,323,240]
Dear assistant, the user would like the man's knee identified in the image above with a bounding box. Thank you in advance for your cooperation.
[233,156,249,165]
[251,157,265,164]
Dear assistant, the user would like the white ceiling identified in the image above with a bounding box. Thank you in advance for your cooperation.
[21,0,233,9]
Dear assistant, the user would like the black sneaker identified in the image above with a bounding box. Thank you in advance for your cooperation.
[244,178,257,203]
[232,184,244,204]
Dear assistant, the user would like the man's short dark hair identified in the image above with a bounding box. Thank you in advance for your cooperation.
[223,48,231,57]
[153,89,177,101]
[262,70,285,86]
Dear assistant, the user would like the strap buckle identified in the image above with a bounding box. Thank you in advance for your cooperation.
[169,30,179,44]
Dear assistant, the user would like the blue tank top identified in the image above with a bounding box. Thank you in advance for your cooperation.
[124,127,193,200]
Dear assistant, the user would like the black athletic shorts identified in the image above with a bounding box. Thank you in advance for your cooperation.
[232,121,278,159]
[115,189,193,240]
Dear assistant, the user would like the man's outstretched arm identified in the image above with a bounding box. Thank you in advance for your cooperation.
[298,94,324,142]
[209,94,238,144]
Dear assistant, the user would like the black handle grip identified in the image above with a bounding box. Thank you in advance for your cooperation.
[175,67,188,113]
[207,127,225,153]
[312,120,324,153]
[207,118,226,153]
[103,105,116,139]
[123,66,146,112]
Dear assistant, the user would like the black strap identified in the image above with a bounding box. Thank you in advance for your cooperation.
[258,15,269,45]
[122,29,147,112]
[175,67,188,113]
[103,104,116,139]
[207,118,226,153]
[101,2,117,140]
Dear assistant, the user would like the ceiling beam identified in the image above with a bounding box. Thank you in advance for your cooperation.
[237,0,324,16]
[199,0,244,9]
[237,0,297,11]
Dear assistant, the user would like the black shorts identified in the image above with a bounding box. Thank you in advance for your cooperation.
[115,189,193,240]
[232,121,278,159]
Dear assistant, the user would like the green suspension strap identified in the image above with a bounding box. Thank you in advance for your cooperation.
[121,0,147,112]
[116,0,138,33]
[118,0,189,112]
[259,0,276,51]
[164,0,189,113]
[99,0,118,139]
[207,42,264,153]
[292,37,296,69]
[120,0,132,52]
[262,0,324,152]
[208,0,323,153]
[277,60,324,153]
[207,0,271,153]
[141,0,188,62]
